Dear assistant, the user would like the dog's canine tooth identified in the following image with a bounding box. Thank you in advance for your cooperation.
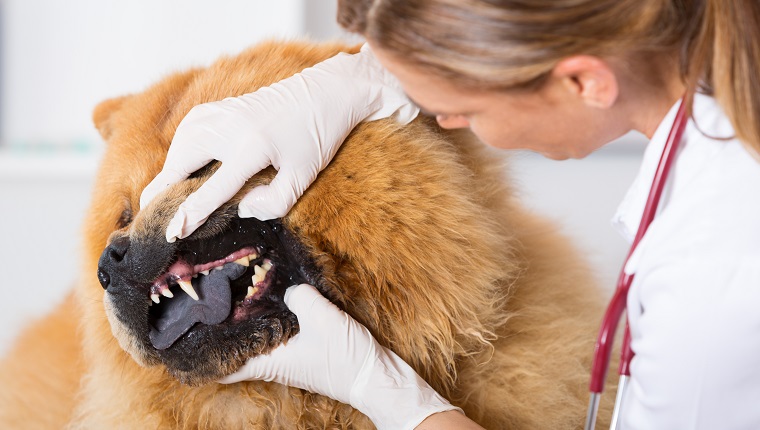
[178,279,199,301]
[160,286,174,298]
[151,293,160,304]
[234,256,250,267]
[200,270,210,276]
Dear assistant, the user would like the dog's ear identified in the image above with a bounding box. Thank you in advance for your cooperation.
[93,96,130,140]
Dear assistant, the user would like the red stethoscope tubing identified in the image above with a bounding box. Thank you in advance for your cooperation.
[587,95,689,411]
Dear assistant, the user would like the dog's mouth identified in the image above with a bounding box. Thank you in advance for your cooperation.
[99,216,320,384]
[147,245,280,350]
[106,216,318,356]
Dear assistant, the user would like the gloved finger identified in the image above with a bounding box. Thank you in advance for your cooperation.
[165,158,269,241]
[216,347,281,384]
[237,167,303,220]
[217,304,309,385]
[215,286,325,386]
[283,283,344,325]
[139,169,191,209]
[283,284,322,313]
[216,358,257,384]
[217,369,250,384]
[140,147,217,209]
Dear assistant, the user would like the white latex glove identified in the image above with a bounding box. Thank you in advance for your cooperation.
[140,44,419,242]
[219,284,461,430]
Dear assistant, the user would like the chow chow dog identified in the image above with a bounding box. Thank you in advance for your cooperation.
[0,40,615,429]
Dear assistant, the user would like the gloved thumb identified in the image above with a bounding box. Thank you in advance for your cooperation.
[238,168,305,220]
[282,284,335,320]
[215,284,327,385]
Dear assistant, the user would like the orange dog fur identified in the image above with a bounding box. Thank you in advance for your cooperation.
[0,40,614,429]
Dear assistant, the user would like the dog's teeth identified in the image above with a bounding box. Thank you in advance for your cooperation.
[178,279,199,301]
[245,286,259,299]
[151,293,160,304]
[249,251,258,259]
[214,266,224,271]
[200,270,210,276]
[252,265,266,285]
[234,256,250,267]
[262,260,273,271]
[160,287,174,298]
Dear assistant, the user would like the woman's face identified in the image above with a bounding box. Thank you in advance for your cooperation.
[371,45,630,160]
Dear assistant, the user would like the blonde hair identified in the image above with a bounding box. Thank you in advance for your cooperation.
[338,0,760,155]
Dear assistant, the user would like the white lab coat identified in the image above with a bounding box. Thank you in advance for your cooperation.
[612,93,760,429]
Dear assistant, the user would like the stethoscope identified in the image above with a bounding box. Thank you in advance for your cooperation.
[584,95,690,430]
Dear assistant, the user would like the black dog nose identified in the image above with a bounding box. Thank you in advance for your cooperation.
[107,236,130,262]
[97,269,110,290]
[98,236,131,290]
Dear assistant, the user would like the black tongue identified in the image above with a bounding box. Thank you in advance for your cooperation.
[149,263,247,350]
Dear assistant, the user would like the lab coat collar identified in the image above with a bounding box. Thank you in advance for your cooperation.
[610,98,683,243]
[611,93,734,274]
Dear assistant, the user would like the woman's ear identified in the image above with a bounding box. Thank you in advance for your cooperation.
[552,55,619,109]
[93,95,130,140]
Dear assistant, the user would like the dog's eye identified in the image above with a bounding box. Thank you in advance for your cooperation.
[117,208,133,229]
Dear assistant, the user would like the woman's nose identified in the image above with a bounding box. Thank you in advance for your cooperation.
[435,114,470,129]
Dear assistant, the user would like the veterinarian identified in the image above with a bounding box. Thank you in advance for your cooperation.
[141,1,760,429]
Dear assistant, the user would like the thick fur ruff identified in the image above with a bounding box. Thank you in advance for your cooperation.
[0,40,615,429]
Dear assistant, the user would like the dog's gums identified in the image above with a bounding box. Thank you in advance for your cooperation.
[148,246,263,303]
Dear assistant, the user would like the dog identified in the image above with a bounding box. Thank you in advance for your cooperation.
[0,40,615,429]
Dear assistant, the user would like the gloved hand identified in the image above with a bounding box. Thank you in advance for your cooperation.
[219,284,461,430]
[140,44,419,242]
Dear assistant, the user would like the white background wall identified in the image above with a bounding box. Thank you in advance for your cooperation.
[1,0,306,148]
[0,0,646,356]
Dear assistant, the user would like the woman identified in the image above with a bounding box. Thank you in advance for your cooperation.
[140,1,760,428]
